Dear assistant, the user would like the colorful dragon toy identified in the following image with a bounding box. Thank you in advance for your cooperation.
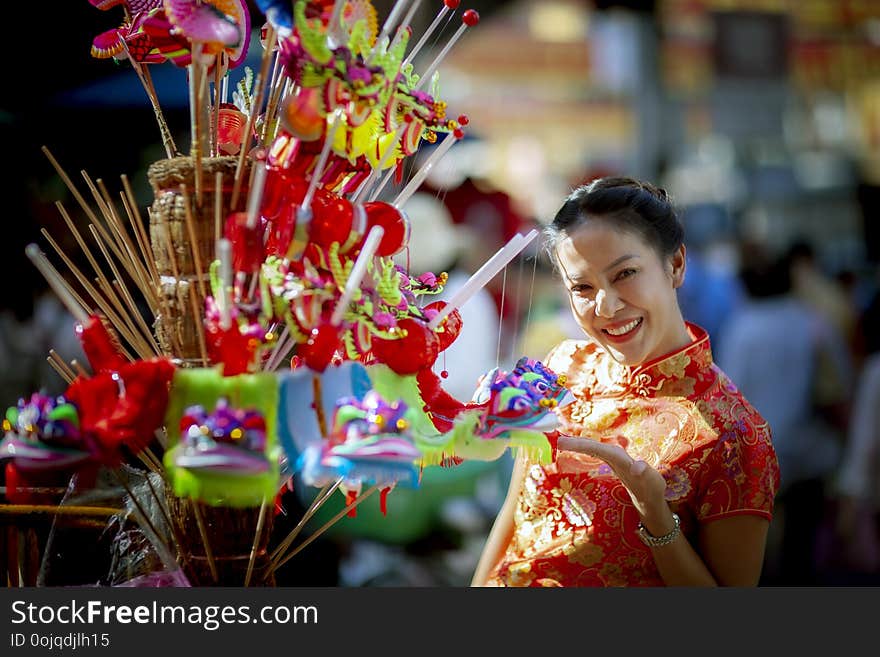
[1,394,95,473]
[278,356,573,485]
[163,368,281,507]
[1,393,100,505]
[297,390,421,489]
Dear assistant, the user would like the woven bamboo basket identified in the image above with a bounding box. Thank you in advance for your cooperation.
[146,156,250,361]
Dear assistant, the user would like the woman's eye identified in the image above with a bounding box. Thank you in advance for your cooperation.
[570,284,593,296]
[616,268,637,281]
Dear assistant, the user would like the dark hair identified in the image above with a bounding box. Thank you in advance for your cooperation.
[739,254,792,298]
[543,177,684,265]
[785,238,816,263]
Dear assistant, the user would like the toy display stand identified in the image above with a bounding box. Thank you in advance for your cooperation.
[166,491,275,586]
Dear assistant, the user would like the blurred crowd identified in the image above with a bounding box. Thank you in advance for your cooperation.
[688,235,880,586]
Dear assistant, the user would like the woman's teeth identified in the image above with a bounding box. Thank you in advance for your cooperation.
[604,318,641,336]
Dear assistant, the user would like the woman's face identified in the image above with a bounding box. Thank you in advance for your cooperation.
[554,219,689,366]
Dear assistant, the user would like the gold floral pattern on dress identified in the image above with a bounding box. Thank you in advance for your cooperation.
[525,464,547,496]
[505,561,535,586]
[659,376,696,398]
[598,562,628,587]
[658,352,690,380]
[501,323,780,587]
[514,511,558,557]
[574,397,621,430]
[628,371,665,397]
[691,338,713,369]
[564,540,604,568]
[566,399,593,426]
[594,353,626,390]
[536,578,564,587]
[602,504,623,529]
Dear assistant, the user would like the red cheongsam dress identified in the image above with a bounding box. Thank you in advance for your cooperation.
[488,323,780,586]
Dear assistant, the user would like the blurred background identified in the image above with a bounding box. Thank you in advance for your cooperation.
[4,0,880,586]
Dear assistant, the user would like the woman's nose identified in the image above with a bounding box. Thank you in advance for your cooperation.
[594,288,621,318]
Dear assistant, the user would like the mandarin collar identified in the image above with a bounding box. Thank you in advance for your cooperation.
[614,322,713,397]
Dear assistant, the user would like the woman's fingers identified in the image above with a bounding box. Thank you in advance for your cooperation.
[557,436,668,516]
[557,435,634,473]
[629,459,649,476]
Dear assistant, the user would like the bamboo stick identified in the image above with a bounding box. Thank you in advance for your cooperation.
[212,55,223,157]
[96,278,151,360]
[190,42,205,206]
[120,175,163,295]
[45,356,74,385]
[97,179,159,312]
[41,147,103,227]
[178,183,208,301]
[268,478,343,563]
[269,484,380,576]
[53,204,148,353]
[214,171,224,245]
[260,50,284,146]
[232,26,277,209]
[30,235,94,318]
[142,447,164,473]
[48,350,76,381]
[25,244,89,324]
[243,499,269,587]
[39,227,138,361]
[69,359,90,379]
[122,44,177,159]
[91,226,161,356]
[0,504,122,519]
[189,501,219,584]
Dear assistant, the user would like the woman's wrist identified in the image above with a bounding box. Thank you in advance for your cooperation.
[639,502,677,537]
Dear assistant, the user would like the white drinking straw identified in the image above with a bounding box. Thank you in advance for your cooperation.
[370,0,413,62]
[389,0,423,53]
[392,130,460,208]
[330,226,385,326]
[403,1,456,67]
[217,238,233,330]
[427,230,538,331]
[26,244,90,323]
[246,162,268,230]
[414,12,477,92]
[325,0,347,48]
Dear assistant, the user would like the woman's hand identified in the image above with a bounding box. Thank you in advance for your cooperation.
[557,435,674,536]
[557,435,769,585]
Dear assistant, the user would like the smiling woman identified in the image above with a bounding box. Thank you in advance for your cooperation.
[551,202,690,366]
[471,176,781,587]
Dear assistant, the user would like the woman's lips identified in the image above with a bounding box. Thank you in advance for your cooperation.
[601,317,643,343]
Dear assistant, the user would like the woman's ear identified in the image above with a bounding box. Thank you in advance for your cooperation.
[670,244,686,288]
